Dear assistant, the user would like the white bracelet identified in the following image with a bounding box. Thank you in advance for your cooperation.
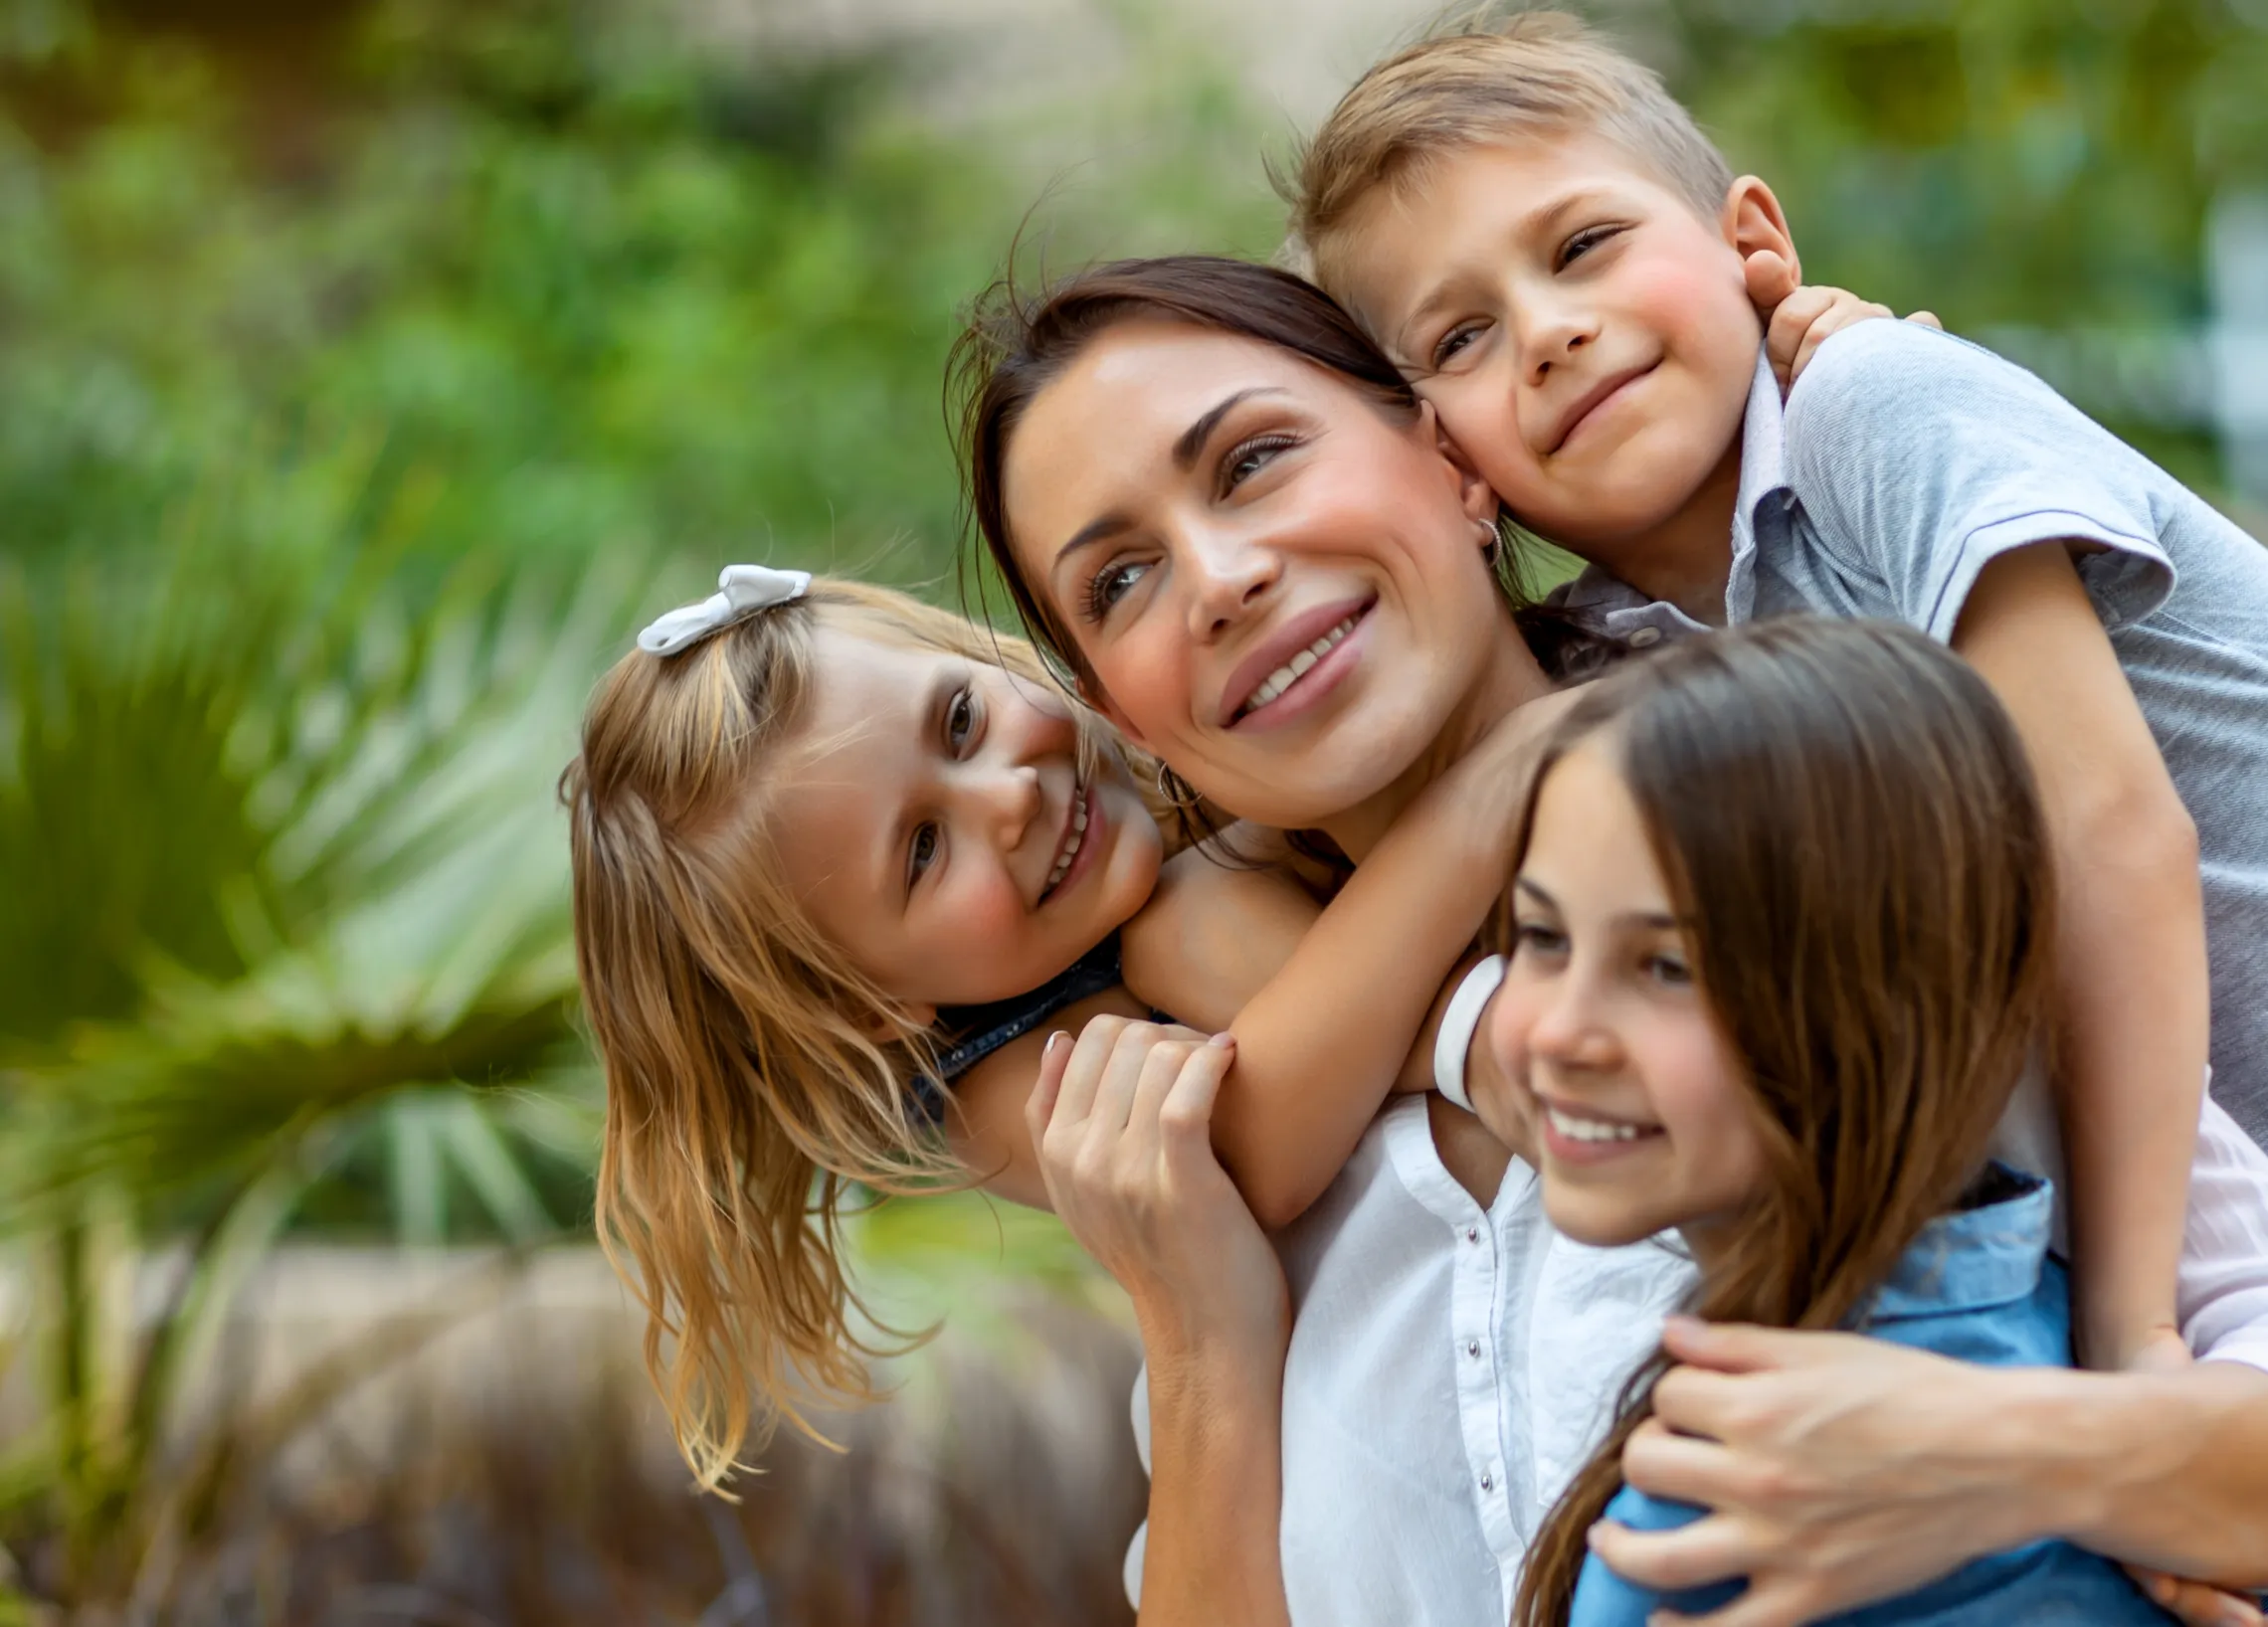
[1432,954,1508,1112]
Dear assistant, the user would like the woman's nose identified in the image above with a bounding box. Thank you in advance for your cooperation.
[1183,526,1282,640]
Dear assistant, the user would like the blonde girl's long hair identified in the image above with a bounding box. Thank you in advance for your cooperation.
[562,576,1120,1493]
[1510,619,2059,1627]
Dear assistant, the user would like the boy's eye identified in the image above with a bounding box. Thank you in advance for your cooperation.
[1557,224,1619,271]
[1430,321,1486,371]
[946,688,978,753]
[1082,560,1150,623]
[907,821,942,890]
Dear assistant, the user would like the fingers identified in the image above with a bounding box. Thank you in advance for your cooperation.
[1585,1512,1756,1596]
[1025,1029,1072,1149]
[1617,1415,1751,1509]
[1657,1316,1814,1374]
[1763,285,1832,391]
[1906,308,1942,330]
[1048,1013,1128,1129]
[2125,1566,2267,1627]
[1158,1033,1235,1161]
[1742,247,1798,312]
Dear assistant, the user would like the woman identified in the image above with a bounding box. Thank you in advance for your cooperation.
[954,254,2268,1626]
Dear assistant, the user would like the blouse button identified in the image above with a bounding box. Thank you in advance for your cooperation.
[1465,1339,1481,1358]
[1464,1225,1480,1243]
[1479,1472,1495,1492]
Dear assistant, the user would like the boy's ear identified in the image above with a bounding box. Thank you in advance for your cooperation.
[1075,672,1151,750]
[1721,176,1799,287]
[1419,399,1503,536]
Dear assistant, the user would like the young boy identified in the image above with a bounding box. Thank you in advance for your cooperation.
[1290,12,2268,1399]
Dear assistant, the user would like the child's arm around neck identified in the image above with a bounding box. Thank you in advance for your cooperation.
[1120,688,1580,1230]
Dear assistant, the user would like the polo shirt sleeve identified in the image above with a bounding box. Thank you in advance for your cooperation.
[1780,320,2175,644]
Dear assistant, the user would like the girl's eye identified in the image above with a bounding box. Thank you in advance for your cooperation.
[1430,321,1486,371]
[1645,953,1693,988]
[1558,225,1618,271]
[1221,433,1296,494]
[1513,921,1568,958]
[907,822,942,890]
[946,688,978,753]
[1082,560,1149,624]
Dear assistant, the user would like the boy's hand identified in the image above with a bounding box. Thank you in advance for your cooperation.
[1744,248,1940,396]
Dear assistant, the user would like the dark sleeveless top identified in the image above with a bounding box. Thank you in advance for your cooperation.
[906,934,1127,1125]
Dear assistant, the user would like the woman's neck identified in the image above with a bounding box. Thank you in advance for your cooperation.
[1318,623,1555,863]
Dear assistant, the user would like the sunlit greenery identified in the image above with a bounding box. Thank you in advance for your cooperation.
[0,0,2261,1615]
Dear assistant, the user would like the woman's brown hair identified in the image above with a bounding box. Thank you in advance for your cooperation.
[563,576,1128,1492]
[1508,618,2058,1626]
[946,253,1605,692]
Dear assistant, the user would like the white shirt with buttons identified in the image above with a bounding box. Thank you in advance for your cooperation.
[1125,1089,2268,1620]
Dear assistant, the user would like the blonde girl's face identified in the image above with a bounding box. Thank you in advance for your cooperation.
[769,628,1164,1021]
[1483,739,1766,1254]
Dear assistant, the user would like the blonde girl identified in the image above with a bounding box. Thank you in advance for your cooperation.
[1486,618,2172,1625]
[563,567,1562,1489]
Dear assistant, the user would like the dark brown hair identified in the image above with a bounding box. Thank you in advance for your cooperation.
[947,253,1605,693]
[1505,618,2058,1627]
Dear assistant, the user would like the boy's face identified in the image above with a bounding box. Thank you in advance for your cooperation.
[1334,136,1765,567]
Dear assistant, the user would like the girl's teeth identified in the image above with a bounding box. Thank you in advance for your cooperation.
[1044,787,1089,892]
[1546,1106,1644,1144]
[1242,617,1358,717]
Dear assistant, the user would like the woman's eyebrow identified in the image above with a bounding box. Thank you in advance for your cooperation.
[1052,387,1293,568]
[1172,387,1288,469]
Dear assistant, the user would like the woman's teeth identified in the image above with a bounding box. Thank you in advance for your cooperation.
[1545,1106,1648,1144]
[1042,785,1090,894]
[1239,617,1358,720]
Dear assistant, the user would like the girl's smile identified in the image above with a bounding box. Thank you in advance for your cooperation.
[769,628,1163,1021]
[1486,737,1765,1256]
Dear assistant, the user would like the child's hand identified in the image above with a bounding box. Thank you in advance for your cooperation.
[1745,248,1941,397]
[2124,1564,2266,1627]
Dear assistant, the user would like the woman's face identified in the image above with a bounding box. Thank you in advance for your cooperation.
[767,628,1163,1020]
[999,319,1509,831]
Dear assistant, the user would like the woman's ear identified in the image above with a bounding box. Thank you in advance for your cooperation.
[1722,176,1799,287]
[1076,672,1151,749]
[1419,399,1504,537]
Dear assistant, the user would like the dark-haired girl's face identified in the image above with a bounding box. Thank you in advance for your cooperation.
[999,318,1512,834]
[1488,740,1766,1258]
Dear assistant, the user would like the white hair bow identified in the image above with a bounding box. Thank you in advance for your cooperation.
[637,564,813,655]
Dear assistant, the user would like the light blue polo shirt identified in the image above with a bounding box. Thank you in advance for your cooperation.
[1554,322,2268,1148]
[1569,1171,2174,1625]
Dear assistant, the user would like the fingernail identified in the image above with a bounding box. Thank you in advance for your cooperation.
[1209,1030,1235,1048]
[1044,1030,1068,1057]
[1662,1313,1703,1335]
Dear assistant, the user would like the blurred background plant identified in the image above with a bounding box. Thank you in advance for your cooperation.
[0,0,2261,1620]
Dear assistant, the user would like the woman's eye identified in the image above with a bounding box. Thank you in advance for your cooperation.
[1222,434,1295,493]
[907,822,941,888]
[1558,225,1618,270]
[946,688,977,752]
[1083,560,1149,623]
[1430,322,1485,370]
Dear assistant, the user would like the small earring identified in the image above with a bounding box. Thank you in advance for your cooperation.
[1156,762,1204,812]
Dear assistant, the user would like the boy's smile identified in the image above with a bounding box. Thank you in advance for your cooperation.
[1331,135,1791,619]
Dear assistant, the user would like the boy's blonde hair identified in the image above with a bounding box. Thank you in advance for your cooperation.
[563,576,1094,1491]
[1289,10,1734,292]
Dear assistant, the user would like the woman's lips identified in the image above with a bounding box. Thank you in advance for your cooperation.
[1218,598,1375,730]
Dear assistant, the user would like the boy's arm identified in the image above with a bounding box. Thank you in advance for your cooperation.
[1954,540,2204,1368]
[1124,694,1572,1229]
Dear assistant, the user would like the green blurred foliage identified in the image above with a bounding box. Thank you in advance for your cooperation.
[1652,0,2268,490]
